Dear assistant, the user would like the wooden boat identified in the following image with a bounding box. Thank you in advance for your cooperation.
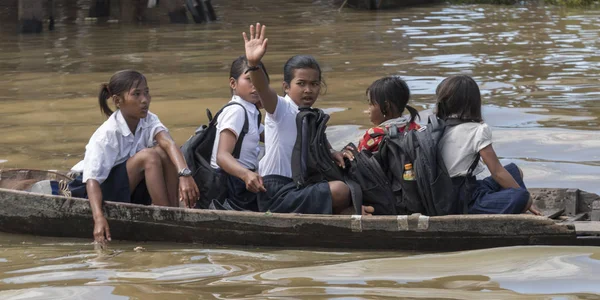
[0,169,599,251]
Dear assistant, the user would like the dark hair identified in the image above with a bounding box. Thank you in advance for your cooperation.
[283,55,326,93]
[230,55,269,94]
[98,70,147,118]
[366,76,419,123]
[435,75,483,122]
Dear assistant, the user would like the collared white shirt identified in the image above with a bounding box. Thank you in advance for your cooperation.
[71,110,167,184]
[210,95,264,170]
[259,95,299,178]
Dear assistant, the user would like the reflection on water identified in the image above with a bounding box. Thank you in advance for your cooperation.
[2,0,600,298]
[0,233,599,299]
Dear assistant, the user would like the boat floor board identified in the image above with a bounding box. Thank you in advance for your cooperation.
[573,221,600,236]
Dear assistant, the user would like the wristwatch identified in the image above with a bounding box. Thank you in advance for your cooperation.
[178,167,192,177]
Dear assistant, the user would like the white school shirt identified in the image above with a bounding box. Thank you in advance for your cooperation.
[259,95,299,178]
[438,122,492,177]
[71,110,167,184]
[210,96,264,170]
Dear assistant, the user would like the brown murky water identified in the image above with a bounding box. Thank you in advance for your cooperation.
[1,0,600,298]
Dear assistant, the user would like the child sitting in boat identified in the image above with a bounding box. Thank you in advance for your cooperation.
[209,56,267,211]
[435,75,541,215]
[70,70,199,244]
[342,76,420,159]
[242,23,373,215]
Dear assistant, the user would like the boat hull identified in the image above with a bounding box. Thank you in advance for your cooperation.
[0,188,591,251]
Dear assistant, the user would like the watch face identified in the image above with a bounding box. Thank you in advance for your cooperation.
[180,168,192,176]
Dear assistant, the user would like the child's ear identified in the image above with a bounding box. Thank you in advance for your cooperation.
[112,95,120,108]
[229,77,237,91]
[283,81,290,94]
[385,101,392,114]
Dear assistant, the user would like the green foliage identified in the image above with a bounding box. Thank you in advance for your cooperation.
[544,0,596,6]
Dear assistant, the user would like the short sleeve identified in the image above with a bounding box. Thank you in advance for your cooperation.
[216,105,246,138]
[145,113,168,147]
[270,96,290,123]
[357,127,384,152]
[82,133,119,184]
[474,123,493,152]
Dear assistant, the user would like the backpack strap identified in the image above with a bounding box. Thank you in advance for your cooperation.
[211,102,250,159]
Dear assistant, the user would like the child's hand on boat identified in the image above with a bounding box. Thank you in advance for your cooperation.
[179,176,200,208]
[93,216,111,244]
[243,171,266,193]
[243,23,268,66]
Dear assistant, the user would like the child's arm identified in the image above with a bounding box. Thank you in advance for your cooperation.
[216,130,266,193]
[155,131,200,208]
[480,144,521,189]
[86,180,111,244]
[244,23,278,114]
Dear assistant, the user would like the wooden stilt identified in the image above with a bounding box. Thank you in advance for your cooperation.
[165,0,188,23]
[47,0,55,30]
[89,0,111,18]
[18,0,44,33]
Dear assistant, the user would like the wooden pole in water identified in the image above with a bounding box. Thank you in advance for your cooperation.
[89,0,111,18]
[165,0,188,23]
[47,0,55,31]
[18,0,44,33]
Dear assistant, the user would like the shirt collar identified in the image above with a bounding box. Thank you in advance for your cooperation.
[284,94,299,111]
[231,95,260,114]
[380,116,409,127]
[115,109,143,137]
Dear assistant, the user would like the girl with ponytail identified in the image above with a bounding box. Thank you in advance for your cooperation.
[70,70,199,244]
[346,76,421,154]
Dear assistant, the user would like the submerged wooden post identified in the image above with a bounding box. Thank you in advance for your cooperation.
[109,0,120,21]
[165,0,188,23]
[18,0,44,33]
[89,0,111,18]
[48,0,55,31]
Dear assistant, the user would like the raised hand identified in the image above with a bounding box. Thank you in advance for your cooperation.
[243,23,268,65]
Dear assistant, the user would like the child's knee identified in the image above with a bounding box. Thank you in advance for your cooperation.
[514,188,530,212]
[138,148,162,167]
[153,146,173,166]
[328,181,350,201]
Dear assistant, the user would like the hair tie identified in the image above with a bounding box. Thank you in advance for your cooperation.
[104,83,112,96]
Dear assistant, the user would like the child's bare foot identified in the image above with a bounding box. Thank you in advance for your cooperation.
[362,205,374,216]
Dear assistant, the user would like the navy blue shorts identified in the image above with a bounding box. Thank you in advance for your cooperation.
[469,163,530,214]
[258,175,332,214]
[208,169,259,211]
[69,161,151,205]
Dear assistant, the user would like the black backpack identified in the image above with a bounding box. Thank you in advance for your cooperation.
[181,102,261,209]
[345,145,396,215]
[377,116,479,216]
[291,107,363,214]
